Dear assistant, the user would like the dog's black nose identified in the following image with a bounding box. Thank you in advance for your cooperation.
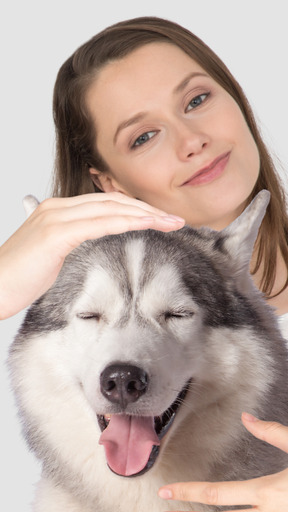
[100,364,148,409]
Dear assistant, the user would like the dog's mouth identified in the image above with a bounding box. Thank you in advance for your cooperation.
[97,381,190,477]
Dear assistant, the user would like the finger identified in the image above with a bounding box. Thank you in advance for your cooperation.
[61,215,185,250]
[37,193,172,217]
[242,412,288,453]
[158,479,257,507]
[45,201,184,223]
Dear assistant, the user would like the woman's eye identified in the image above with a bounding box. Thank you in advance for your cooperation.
[186,93,209,112]
[132,131,157,148]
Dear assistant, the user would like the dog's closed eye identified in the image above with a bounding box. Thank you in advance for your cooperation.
[77,313,102,321]
[163,310,195,321]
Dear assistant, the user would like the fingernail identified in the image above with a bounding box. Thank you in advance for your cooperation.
[158,488,173,499]
[242,412,258,422]
[162,215,185,223]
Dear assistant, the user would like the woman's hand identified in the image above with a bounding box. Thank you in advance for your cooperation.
[158,413,288,511]
[0,192,184,320]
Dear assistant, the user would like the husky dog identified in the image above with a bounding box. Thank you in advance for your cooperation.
[8,190,288,511]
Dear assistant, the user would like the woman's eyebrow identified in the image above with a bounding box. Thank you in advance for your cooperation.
[114,112,148,144]
[113,72,208,144]
[173,71,208,94]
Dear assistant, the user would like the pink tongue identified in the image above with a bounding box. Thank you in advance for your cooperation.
[99,415,160,476]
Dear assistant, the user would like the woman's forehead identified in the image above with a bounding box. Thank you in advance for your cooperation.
[96,42,206,85]
[86,42,209,124]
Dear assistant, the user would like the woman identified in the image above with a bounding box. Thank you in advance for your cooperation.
[1,16,288,510]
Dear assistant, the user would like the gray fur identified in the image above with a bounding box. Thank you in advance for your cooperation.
[8,190,288,511]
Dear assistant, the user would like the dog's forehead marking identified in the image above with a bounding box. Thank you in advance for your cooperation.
[140,264,191,307]
[73,265,124,318]
[124,239,145,296]
[73,236,199,328]
[73,239,146,323]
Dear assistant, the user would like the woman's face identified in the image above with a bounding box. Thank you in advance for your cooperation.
[86,42,260,229]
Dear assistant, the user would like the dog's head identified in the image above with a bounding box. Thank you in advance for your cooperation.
[11,190,276,479]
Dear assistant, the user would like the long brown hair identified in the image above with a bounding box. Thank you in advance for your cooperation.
[52,16,288,297]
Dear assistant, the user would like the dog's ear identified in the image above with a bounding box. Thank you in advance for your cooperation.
[23,195,40,218]
[221,189,270,272]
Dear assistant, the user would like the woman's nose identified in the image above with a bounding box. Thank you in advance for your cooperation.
[174,122,209,161]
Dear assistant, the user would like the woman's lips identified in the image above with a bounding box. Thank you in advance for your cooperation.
[182,152,230,186]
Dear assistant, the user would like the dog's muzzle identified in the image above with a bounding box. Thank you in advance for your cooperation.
[97,363,190,477]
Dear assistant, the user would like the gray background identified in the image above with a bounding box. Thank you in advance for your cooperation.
[1,0,287,509]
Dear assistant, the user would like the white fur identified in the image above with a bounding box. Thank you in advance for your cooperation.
[9,190,286,511]
[10,269,274,511]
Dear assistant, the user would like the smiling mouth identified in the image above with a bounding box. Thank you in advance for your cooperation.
[182,152,230,186]
[97,380,190,477]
